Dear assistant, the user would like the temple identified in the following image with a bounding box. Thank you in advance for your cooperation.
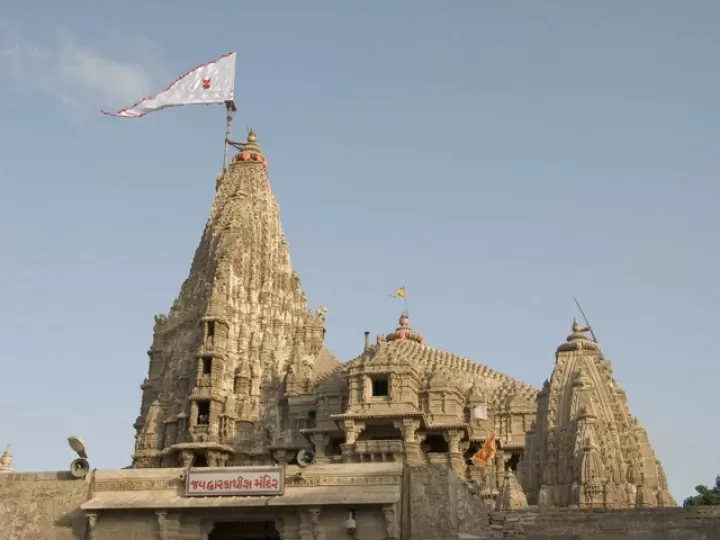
[0,131,687,540]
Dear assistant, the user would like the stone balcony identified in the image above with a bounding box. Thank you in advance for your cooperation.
[354,440,404,462]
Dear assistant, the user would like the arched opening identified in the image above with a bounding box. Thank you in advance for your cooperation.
[209,521,280,540]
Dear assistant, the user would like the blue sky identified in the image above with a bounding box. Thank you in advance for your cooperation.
[0,1,718,502]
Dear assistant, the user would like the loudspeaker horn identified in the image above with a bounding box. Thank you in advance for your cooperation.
[296,449,315,468]
[70,458,90,479]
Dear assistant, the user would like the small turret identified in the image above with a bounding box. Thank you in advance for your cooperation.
[0,445,13,473]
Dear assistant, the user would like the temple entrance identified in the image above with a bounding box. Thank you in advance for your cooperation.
[208,521,280,540]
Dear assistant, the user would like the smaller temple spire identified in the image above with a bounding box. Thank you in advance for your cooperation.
[0,445,13,473]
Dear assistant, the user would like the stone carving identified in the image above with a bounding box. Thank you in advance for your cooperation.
[86,513,98,540]
[0,445,12,473]
[382,505,396,538]
[520,319,676,508]
[156,511,168,540]
[495,471,528,510]
[315,305,328,322]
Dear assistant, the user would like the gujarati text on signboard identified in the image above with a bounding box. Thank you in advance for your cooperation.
[184,467,284,497]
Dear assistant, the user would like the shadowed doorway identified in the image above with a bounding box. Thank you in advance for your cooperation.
[208,521,280,540]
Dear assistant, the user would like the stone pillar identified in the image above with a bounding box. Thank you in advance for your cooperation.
[311,433,330,464]
[86,513,98,540]
[181,450,194,468]
[444,429,465,475]
[397,419,422,465]
[341,420,364,462]
[299,508,325,540]
[382,504,398,539]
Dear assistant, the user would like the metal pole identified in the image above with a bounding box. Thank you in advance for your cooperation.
[574,297,599,343]
[222,101,236,172]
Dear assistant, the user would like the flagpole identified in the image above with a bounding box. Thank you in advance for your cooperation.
[573,297,598,343]
[222,100,236,172]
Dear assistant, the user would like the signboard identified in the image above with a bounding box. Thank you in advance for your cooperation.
[185,467,285,497]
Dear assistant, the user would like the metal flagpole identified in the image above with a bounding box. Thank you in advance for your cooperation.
[574,297,599,343]
[222,100,236,172]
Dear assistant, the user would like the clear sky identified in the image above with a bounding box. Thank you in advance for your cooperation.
[0,1,717,502]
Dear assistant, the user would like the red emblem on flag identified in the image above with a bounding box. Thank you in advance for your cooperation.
[202,78,211,90]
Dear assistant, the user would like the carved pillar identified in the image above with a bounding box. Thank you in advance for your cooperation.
[495,451,506,489]
[311,433,330,463]
[309,507,324,540]
[165,512,181,540]
[396,419,421,465]
[156,511,168,540]
[382,504,397,539]
[444,429,464,475]
[341,420,364,462]
[86,513,98,540]
[181,451,194,468]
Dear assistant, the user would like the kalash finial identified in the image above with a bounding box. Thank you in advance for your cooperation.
[231,128,266,165]
[386,312,426,345]
[567,317,591,342]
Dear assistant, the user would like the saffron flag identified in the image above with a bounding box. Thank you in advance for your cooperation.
[472,433,496,467]
[102,52,236,118]
[390,287,406,299]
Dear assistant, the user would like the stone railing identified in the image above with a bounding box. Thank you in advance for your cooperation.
[355,440,404,462]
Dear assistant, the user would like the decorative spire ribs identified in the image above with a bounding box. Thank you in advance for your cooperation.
[132,130,338,468]
[521,319,675,508]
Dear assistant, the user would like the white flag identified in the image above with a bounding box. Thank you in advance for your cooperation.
[103,52,236,118]
[472,404,488,421]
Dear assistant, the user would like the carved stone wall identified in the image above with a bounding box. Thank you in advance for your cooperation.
[489,507,720,539]
[405,464,489,540]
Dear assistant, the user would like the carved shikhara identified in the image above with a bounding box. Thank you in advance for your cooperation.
[126,130,672,510]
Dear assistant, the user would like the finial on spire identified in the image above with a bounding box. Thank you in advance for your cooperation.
[0,445,13,473]
[230,128,267,166]
[568,317,591,342]
[386,311,425,345]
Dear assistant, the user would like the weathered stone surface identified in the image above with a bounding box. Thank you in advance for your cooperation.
[0,472,89,540]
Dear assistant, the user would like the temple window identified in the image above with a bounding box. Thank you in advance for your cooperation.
[371,376,389,397]
[308,410,317,428]
[207,321,216,339]
[202,356,213,375]
[197,401,210,425]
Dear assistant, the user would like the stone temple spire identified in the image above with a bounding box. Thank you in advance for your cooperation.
[520,319,675,508]
[0,445,13,473]
[132,130,339,468]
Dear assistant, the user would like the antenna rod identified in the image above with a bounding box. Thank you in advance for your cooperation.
[574,297,598,343]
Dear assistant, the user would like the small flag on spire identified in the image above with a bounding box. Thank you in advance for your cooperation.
[102,52,236,118]
[390,287,406,299]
